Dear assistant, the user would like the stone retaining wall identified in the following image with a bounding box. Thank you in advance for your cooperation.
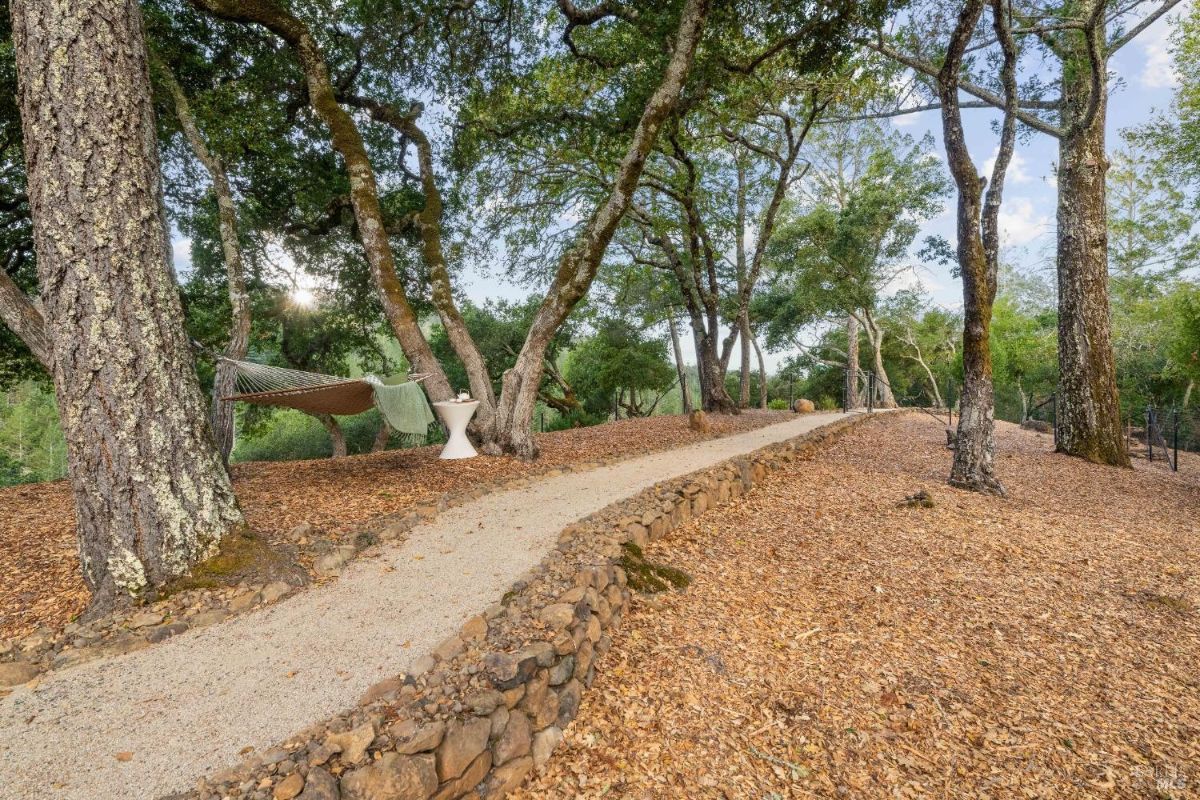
[187,413,884,800]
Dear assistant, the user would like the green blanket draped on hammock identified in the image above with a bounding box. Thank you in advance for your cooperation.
[369,379,436,436]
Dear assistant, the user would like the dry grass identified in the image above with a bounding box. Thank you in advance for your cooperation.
[518,415,1200,799]
[0,411,787,640]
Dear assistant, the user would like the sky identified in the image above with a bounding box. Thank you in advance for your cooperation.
[170,4,1191,375]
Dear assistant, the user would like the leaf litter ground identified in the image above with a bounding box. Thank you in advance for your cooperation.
[516,414,1200,799]
[0,411,786,640]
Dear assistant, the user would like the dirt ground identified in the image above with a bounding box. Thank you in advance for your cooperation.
[517,415,1200,799]
[0,411,786,640]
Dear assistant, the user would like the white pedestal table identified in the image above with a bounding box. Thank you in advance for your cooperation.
[433,400,480,459]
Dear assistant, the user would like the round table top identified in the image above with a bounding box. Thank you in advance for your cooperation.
[433,399,480,407]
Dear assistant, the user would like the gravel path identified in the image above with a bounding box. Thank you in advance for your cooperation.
[0,411,854,800]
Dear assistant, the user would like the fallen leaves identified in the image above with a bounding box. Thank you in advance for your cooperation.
[0,412,786,640]
[515,416,1200,799]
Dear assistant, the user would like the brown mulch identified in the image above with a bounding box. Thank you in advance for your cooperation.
[0,411,787,641]
[517,415,1200,799]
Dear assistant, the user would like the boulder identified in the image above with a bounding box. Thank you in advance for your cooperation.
[340,753,437,800]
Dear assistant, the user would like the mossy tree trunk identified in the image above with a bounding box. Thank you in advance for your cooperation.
[11,0,244,612]
[938,0,1015,495]
[1054,3,1128,466]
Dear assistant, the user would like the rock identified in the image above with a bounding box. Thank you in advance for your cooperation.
[391,719,446,755]
[307,744,336,767]
[435,717,490,781]
[340,752,436,800]
[484,651,537,691]
[409,655,436,677]
[489,706,510,739]
[528,688,559,729]
[146,622,189,643]
[558,587,586,604]
[297,767,338,800]
[459,615,488,642]
[550,631,575,657]
[314,546,355,578]
[18,627,52,651]
[538,604,575,630]
[548,656,575,687]
[190,609,230,627]
[325,722,375,765]
[431,751,490,800]
[492,710,531,766]
[465,689,503,715]
[556,680,582,727]
[260,581,292,604]
[360,676,404,706]
[432,635,464,662]
[502,684,525,709]
[126,611,164,630]
[521,641,556,667]
[532,727,563,768]
[228,590,261,613]
[0,661,41,687]
[272,772,304,800]
[488,755,533,795]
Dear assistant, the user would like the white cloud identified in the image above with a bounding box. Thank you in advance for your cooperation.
[998,197,1052,248]
[1138,4,1186,89]
[983,148,1032,184]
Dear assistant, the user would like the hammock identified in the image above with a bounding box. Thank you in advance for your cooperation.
[221,359,435,436]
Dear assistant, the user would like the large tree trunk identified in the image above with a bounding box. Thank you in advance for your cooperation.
[158,61,250,464]
[11,0,244,612]
[1055,23,1128,466]
[939,0,1009,496]
[845,314,860,409]
[311,412,347,458]
[372,420,391,452]
[752,330,768,410]
[738,310,752,408]
[342,99,498,436]
[862,311,896,408]
[667,309,692,413]
[189,0,455,407]
[699,332,737,413]
[486,0,710,458]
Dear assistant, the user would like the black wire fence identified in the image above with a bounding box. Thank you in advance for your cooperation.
[1021,392,1198,473]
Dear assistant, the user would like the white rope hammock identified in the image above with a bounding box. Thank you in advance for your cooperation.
[221,358,430,418]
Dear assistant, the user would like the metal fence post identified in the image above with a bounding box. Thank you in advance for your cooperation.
[1173,408,1180,471]
[1146,406,1153,462]
[842,369,849,414]
[867,371,875,413]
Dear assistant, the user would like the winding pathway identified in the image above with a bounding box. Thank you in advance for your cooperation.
[0,411,855,799]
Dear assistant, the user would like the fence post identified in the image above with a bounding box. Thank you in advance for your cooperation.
[1173,408,1180,472]
[539,411,544,433]
[867,372,875,413]
[1146,405,1153,462]
[842,369,849,414]
[1051,394,1057,449]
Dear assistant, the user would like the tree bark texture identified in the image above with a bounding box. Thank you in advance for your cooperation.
[1054,2,1128,466]
[845,314,860,409]
[342,98,498,436]
[861,311,896,408]
[0,267,51,369]
[188,0,455,406]
[938,0,1009,495]
[312,412,347,458]
[11,0,244,610]
[752,330,768,409]
[486,0,710,458]
[158,61,250,464]
[738,311,752,408]
[667,309,692,413]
